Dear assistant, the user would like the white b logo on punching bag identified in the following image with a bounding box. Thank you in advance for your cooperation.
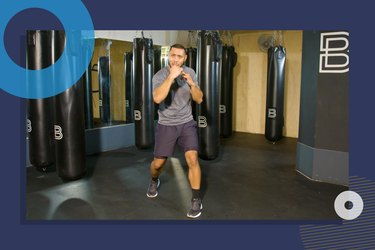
[134,110,142,120]
[27,119,32,133]
[268,108,277,118]
[54,125,63,140]
[198,116,207,128]
[220,105,226,114]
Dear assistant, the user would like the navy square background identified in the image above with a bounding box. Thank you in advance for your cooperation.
[1,0,373,249]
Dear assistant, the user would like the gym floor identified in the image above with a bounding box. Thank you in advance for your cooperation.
[26,132,347,221]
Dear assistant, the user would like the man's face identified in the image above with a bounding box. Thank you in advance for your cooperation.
[168,47,187,67]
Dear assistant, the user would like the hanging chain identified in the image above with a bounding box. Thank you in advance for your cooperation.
[278,30,283,47]
[188,30,193,48]
[226,30,233,46]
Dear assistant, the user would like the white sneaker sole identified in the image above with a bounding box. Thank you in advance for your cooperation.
[146,192,158,198]
[187,203,203,218]
[146,179,160,198]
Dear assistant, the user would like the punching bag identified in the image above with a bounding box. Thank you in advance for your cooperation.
[265,46,286,142]
[53,30,87,180]
[98,56,111,125]
[196,31,222,160]
[26,30,55,171]
[83,63,94,129]
[220,45,237,137]
[185,47,198,121]
[124,52,133,123]
[154,48,162,73]
[186,47,197,71]
[153,48,161,120]
[133,37,154,149]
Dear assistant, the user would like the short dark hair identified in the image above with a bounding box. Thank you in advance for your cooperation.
[170,44,186,51]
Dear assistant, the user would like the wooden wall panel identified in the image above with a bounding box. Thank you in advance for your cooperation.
[232,30,302,138]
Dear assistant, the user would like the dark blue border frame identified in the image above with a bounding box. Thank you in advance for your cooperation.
[1,0,374,249]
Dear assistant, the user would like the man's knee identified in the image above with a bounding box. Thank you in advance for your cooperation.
[152,157,167,169]
[185,150,199,167]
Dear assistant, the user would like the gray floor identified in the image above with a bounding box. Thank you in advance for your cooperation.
[26,132,347,221]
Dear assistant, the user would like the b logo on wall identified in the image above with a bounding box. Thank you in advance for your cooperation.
[319,31,349,73]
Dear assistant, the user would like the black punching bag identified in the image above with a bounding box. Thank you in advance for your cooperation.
[154,48,162,73]
[26,30,55,171]
[133,38,154,149]
[265,46,286,142]
[98,56,111,125]
[196,31,222,160]
[53,30,86,180]
[220,45,237,137]
[153,48,161,120]
[124,52,133,123]
[185,47,197,121]
[83,63,93,129]
[186,47,197,71]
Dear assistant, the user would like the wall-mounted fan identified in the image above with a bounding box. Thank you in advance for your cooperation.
[257,34,274,52]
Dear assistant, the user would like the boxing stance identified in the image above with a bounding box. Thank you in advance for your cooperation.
[146,44,204,218]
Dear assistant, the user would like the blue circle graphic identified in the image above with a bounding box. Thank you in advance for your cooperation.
[0,0,94,99]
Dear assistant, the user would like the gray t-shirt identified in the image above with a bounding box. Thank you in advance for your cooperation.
[153,65,198,126]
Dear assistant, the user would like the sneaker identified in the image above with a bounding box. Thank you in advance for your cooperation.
[187,198,203,218]
[146,178,160,198]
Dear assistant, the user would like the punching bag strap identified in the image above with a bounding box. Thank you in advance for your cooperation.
[212,31,222,62]
[146,39,153,64]
[28,32,36,47]
[267,47,275,85]
[232,50,238,68]
[138,31,153,64]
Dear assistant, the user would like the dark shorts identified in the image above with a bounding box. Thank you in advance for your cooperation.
[154,119,199,158]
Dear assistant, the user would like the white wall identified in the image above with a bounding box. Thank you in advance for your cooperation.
[94,30,191,46]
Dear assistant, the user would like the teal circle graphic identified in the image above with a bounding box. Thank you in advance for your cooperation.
[0,0,94,99]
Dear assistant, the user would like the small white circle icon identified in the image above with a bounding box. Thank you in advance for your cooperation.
[334,191,364,220]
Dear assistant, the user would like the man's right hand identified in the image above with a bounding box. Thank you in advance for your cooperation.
[169,65,183,79]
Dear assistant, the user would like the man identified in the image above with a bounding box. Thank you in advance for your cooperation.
[146,44,204,218]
